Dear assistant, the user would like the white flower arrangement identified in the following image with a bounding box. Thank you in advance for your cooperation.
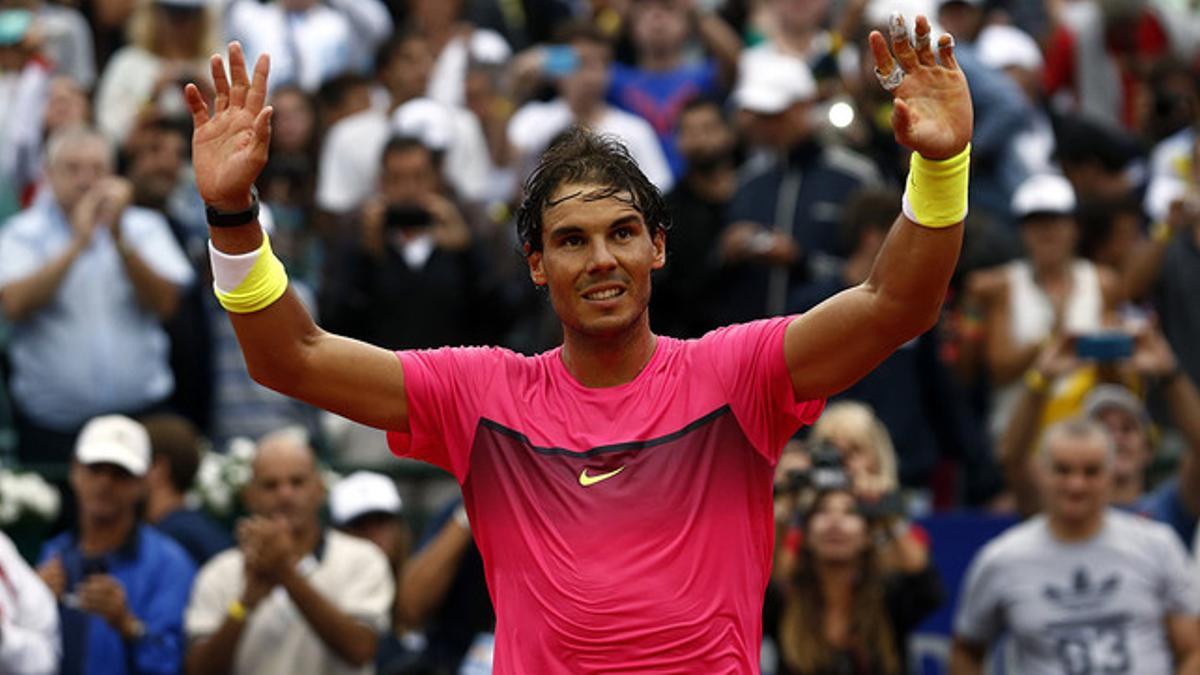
[186,430,342,518]
[0,467,61,526]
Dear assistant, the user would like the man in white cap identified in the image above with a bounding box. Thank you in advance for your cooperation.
[34,414,197,675]
[719,46,880,323]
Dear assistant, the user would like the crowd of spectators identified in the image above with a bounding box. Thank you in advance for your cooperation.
[4,0,1200,672]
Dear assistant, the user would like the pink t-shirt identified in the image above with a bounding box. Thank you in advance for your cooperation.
[388,317,824,673]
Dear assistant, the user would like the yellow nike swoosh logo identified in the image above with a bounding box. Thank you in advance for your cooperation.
[578,466,625,487]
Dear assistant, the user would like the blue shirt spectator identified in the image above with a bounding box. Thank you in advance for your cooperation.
[40,526,196,675]
[608,60,720,177]
[1137,478,1196,552]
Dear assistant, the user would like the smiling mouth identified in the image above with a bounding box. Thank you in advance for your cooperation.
[583,288,625,301]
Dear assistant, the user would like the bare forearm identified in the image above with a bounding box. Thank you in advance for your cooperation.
[1123,239,1169,300]
[280,568,376,667]
[117,243,180,319]
[1166,372,1200,452]
[185,618,246,675]
[397,522,471,625]
[1,238,85,321]
[1178,651,1200,675]
[694,10,742,84]
[866,216,963,337]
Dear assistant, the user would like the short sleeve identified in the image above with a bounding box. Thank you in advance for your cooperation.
[1154,526,1200,616]
[123,208,194,286]
[697,317,825,464]
[954,546,1004,646]
[184,554,240,638]
[386,347,510,483]
[0,220,45,290]
[334,539,395,632]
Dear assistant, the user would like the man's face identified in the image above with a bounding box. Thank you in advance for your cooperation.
[560,40,611,110]
[631,0,688,58]
[408,0,461,26]
[129,128,185,207]
[740,101,811,150]
[270,89,315,155]
[1019,214,1078,269]
[380,146,438,206]
[344,513,410,567]
[937,2,984,41]
[773,0,829,31]
[528,183,665,339]
[246,443,324,535]
[47,137,112,213]
[43,76,90,135]
[677,104,735,168]
[1040,436,1112,524]
[382,37,434,103]
[1095,407,1150,485]
[70,462,144,524]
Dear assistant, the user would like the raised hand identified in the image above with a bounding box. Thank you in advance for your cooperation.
[869,14,972,160]
[184,42,272,212]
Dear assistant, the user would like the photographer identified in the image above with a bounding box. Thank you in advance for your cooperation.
[765,486,943,675]
[320,135,491,350]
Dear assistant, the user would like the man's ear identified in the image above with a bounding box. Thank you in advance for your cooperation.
[652,228,666,270]
[525,243,547,286]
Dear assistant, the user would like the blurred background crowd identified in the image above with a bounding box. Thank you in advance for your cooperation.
[3,0,1200,672]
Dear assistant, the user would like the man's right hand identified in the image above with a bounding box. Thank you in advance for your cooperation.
[184,42,272,212]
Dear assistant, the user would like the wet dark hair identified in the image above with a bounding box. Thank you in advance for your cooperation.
[515,127,669,255]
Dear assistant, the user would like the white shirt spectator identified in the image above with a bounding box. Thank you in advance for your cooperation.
[508,99,674,192]
[95,47,207,144]
[0,532,60,675]
[185,529,394,675]
[955,510,1200,675]
[223,0,391,93]
[316,98,493,214]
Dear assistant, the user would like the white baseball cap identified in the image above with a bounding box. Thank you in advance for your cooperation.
[75,415,151,476]
[732,47,816,115]
[391,98,455,153]
[330,471,403,526]
[1011,173,1076,219]
[977,25,1044,72]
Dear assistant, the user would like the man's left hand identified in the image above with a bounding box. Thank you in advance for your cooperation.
[869,14,972,160]
[238,516,297,581]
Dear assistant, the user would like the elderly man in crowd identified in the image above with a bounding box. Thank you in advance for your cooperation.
[0,126,193,464]
[36,415,197,675]
[185,428,394,675]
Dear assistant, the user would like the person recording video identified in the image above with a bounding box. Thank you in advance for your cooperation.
[764,484,943,675]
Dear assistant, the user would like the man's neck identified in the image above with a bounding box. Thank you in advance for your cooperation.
[1047,510,1106,543]
[560,318,657,388]
[79,512,137,556]
[684,169,734,204]
[1032,259,1071,286]
[567,99,605,126]
[144,487,184,525]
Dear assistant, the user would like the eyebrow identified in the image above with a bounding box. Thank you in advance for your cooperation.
[547,214,643,242]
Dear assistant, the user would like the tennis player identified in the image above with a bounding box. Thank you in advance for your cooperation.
[185,13,971,673]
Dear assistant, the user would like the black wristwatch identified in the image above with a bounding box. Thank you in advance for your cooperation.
[206,186,260,228]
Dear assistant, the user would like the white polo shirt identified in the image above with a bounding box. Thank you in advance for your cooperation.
[185,529,394,675]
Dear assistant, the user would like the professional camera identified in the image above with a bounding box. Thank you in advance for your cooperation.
[778,442,851,495]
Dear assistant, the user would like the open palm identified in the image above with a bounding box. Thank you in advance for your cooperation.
[184,43,272,211]
[869,15,973,161]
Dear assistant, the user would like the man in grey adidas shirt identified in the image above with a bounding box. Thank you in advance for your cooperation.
[951,418,1200,675]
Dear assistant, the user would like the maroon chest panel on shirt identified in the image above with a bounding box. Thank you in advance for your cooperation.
[462,405,775,672]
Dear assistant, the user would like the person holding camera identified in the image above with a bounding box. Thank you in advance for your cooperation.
[963,173,1122,440]
[765,485,943,675]
[320,135,489,351]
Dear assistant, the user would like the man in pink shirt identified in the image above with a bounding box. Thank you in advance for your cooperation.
[183,14,972,672]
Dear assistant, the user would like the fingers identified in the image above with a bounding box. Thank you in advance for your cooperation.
[211,54,230,113]
[914,15,935,67]
[184,83,210,127]
[868,30,896,76]
[228,41,249,109]
[889,13,920,72]
[937,33,959,70]
[254,106,273,146]
[245,53,270,114]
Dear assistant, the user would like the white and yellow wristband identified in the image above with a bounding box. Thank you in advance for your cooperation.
[209,234,289,314]
[902,144,971,229]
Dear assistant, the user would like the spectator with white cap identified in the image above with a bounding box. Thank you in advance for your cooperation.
[185,427,394,675]
[0,529,60,675]
[975,23,1057,177]
[34,415,197,675]
[965,173,1121,441]
[716,45,880,325]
